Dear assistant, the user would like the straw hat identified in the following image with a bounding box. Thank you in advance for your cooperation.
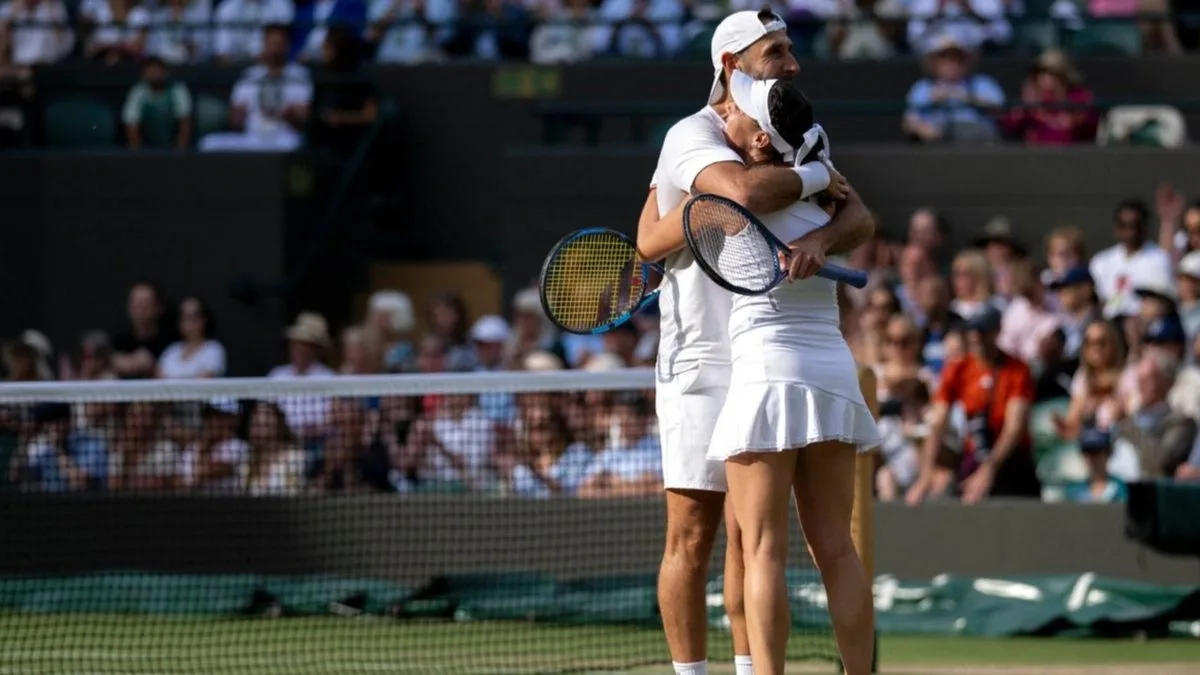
[285,312,332,348]
[1031,49,1081,87]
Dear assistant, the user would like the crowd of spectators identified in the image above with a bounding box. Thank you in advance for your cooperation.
[0,0,1193,70]
[5,184,1200,504]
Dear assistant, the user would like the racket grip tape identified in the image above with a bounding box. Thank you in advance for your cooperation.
[815,264,869,289]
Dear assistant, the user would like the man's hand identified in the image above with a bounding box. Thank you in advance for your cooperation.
[783,230,828,281]
[1157,183,1185,225]
[823,161,850,201]
[960,463,995,505]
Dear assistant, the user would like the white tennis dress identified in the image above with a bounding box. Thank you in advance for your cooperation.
[707,200,881,459]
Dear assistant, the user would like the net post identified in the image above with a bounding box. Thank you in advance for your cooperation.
[852,364,879,674]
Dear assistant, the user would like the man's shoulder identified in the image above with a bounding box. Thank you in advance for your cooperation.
[661,107,722,148]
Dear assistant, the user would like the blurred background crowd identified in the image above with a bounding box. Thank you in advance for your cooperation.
[4,181,1200,504]
[1,2,1198,150]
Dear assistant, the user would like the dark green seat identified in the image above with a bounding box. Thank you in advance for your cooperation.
[1013,21,1060,53]
[1070,22,1142,55]
[193,94,230,138]
[44,99,117,149]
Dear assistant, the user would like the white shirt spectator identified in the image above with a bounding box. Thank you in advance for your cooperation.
[1089,242,1173,319]
[906,0,1010,54]
[429,406,495,485]
[528,0,600,65]
[594,0,685,57]
[0,0,73,65]
[266,361,335,434]
[130,0,213,64]
[79,0,139,56]
[200,62,312,152]
[158,340,227,379]
[213,0,294,61]
[180,437,251,493]
[369,0,457,63]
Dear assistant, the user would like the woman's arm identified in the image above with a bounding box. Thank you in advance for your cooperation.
[635,188,689,262]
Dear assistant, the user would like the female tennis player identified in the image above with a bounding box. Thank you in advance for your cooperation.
[708,70,881,675]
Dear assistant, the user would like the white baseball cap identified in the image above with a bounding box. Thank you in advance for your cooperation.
[708,10,787,104]
[1179,251,1200,280]
[470,315,511,343]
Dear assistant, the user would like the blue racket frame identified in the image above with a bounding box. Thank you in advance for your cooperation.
[538,227,662,335]
[682,193,869,294]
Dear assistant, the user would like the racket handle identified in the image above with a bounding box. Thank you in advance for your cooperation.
[816,264,869,289]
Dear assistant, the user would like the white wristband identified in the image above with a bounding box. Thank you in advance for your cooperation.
[794,162,831,200]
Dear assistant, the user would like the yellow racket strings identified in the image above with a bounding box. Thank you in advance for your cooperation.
[543,232,646,331]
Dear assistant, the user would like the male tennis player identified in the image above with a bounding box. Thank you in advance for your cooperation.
[635,10,875,675]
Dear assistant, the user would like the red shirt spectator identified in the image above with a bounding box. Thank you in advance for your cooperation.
[1002,50,1097,146]
[907,307,1041,505]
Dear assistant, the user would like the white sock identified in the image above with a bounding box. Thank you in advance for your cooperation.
[734,654,754,675]
[672,660,708,675]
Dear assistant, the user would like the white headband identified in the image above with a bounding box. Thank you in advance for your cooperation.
[728,69,795,162]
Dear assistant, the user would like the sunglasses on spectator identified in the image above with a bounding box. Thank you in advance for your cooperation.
[886,334,913,346]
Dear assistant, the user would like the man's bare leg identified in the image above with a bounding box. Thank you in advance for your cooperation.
[659,489,724,673]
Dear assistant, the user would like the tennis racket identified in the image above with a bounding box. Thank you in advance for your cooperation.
[682,193,868,294]
[538,228,661,335]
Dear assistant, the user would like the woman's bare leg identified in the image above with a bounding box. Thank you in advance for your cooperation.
[792,441,874,675]
[725,451,797,675]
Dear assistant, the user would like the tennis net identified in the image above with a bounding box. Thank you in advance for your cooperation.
[0,369,867,675]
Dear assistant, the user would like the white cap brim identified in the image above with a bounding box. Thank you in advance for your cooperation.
[728,70,793,160]
[707,10,787,103]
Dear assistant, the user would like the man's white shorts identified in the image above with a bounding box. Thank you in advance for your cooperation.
[656,364,730,493]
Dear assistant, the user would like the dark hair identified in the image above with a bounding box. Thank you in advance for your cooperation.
[179,296,217,339]
[323,25,361,72]
[767,82,821,163]
[429,292,469,346]
[130,280,164,305]
[1114,199,1149,226]
[263,24,290,41]
[612,391,649,417]
[141,56,167,71]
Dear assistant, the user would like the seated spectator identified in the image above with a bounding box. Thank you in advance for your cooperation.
[3,333,49,382]
[310,26,379,155]
[577,393,662,498]
[200,25,311,152]
[400,393,496,492]
[122,57,193,150]
[876,378,948,502]
[915,275,960,378]
[600,321,639,367]
[468,315,517,422]
[506,288,564,368]
[268,312,336,442]
[973,217,1022,301]
[1176,252,1200,349]
[130,0,212,64]
[113,282,173,380]
[902,34,1003,144]
[0,0,73,65]
[850,285,899,368]
[79,0,143,64]
[181,399,250,494]
[998,258,1060,365]
[1090,199,1172,320]
[1055,318,1125,439]
[505,405,594,498]
[1134,274,1178,329]
[20,403,109,492]
[1042,226,1087,310]
[338,325,382,375]
[59,330,118,382]
[908,307,1040,505]
[845,233,897,311]
[825,0,898,61]
[1113,352,1197,480]
[245,401,306,495]
[157,297,226,379]
[877,315,935,400]
[114,401,180,491]
[214,0,295,62]
[894,244,935,323]
[593,0,685,59]
[1049,266,1100,361]
[365,290,415,372]
[367,0,455,64]
[1001,49,1097,146]
[906,0,1010,54]
[428,291,476,371]
[949,249,1003,320]
[1138,315,1200,422]
[528,0,600,65]
[1064,426,1127,504]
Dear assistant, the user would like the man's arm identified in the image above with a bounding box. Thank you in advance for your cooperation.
[813,184,875,256]
[693,161,845,215]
